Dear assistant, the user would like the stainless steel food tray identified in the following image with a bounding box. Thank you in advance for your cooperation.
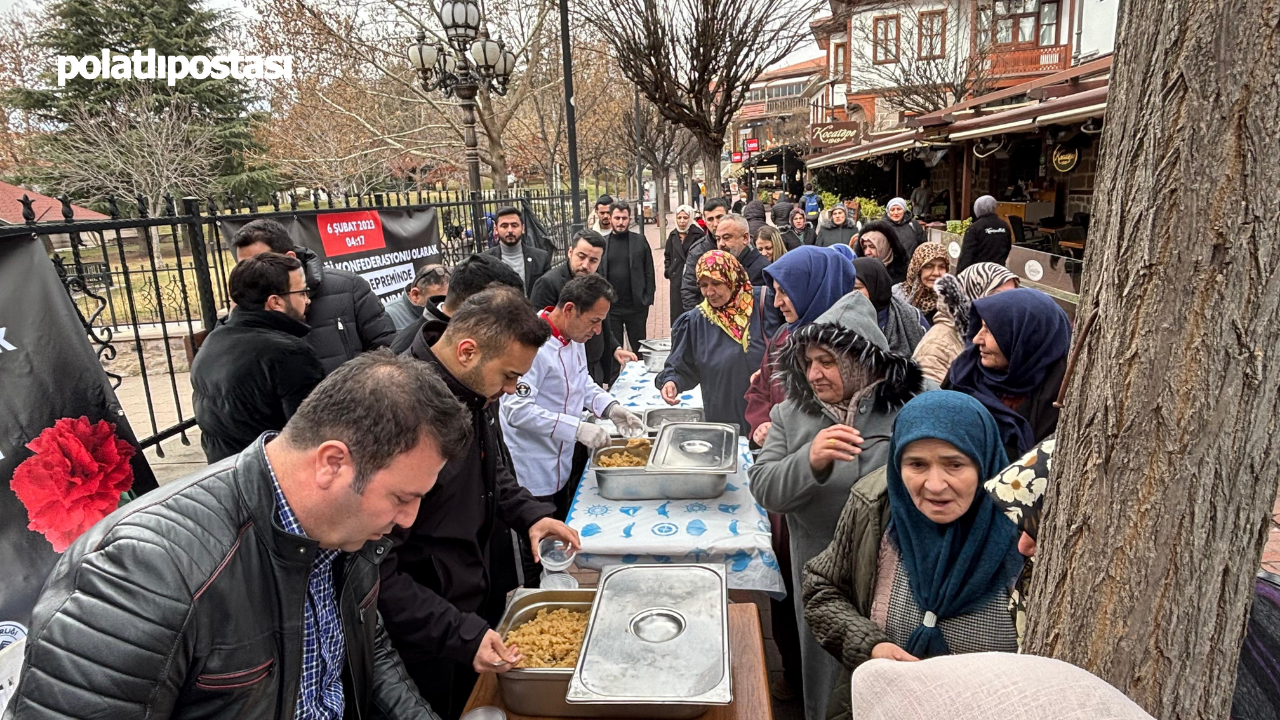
[495,588,711,718]
[566,564,731,710]
[590,423,738,501]
[642,407,705,433]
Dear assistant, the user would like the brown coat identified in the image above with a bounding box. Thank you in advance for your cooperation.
[912,303,964,385]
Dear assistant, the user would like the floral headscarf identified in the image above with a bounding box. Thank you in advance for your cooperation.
[901,242,949,314]
[696,249,754,351]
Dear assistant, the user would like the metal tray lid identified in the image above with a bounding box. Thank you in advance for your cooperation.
[642,407,705,432]
[648,422,738,472]
[639,337,672,352]
[565,564,731,705]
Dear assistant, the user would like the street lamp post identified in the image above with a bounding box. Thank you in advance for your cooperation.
[407,2,516,247]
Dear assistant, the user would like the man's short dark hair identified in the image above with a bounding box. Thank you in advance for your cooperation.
[443,286,550,357]
[444,254,523,309]
[229,252,301,311]
[282,349,472,493]
[608,201,631,216]
[495,206,521,222]
[411,264,448,294]
[703,197,730,214]
[570,230,606,252]
[232,218,294,254]
[594,194,614,209]
[558,273,615,310]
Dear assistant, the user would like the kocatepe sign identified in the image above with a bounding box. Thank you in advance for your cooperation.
[811,121,862,149]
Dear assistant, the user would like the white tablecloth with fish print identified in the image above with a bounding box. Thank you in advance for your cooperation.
[565,362,785,596]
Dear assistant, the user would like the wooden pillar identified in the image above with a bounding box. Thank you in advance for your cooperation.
[961,141,974,218]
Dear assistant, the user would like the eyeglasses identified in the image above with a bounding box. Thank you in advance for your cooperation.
[279,288,312,298]
[420,266,450,282]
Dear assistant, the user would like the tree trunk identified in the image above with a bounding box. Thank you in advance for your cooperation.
[1023,1,1280,718]
[699,135,722,197]
[656,167,670,247]
[676,164,686,207]
[487,143,510,192]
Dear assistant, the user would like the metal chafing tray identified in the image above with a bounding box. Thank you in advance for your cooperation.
[642,407,705,433]
[591,422,738,501]
[495,588,597,717]
[566,564,731,711]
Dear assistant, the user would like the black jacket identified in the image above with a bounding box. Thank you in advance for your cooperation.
[664,225,706,281]
[888,211,927,259]
[295,246,396,374]
[191,308,325,463]
[816,214,860,248]
[771,200,794,227]
[389,295,451,354]
[743,200,768,239]
[482,241,551,298]
[736,245,771,286]
[680,234,717,312]
[956,214,1013,273]
[599,230,655,309]
[380,325,555,666]
[782,223,816,249]
[531,262,621,384]
[5,437,435,720]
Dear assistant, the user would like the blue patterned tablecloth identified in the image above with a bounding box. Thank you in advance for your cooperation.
[566,362,784,596]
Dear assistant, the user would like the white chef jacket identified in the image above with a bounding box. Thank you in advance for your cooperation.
[500,313,616,496]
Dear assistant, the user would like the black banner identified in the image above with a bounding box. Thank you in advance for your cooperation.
[0,234,157,637]
[217,207,443,307]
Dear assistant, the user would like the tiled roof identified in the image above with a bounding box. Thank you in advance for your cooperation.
[0,181,108,225]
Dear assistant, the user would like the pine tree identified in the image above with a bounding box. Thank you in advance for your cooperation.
[12,0,273,198]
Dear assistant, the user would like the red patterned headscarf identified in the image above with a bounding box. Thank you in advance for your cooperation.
[695,250,754,351]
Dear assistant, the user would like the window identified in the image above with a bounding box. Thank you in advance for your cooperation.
[983,0,1060,47]
[872,16,900,64]
[918,10,946,60]
[833,43,847,79]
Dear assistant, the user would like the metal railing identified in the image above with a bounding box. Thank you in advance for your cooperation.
[2,187,588,456]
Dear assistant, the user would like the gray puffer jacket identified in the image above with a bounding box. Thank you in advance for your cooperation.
[4,436,437,720]
[749,291,928,720]
[297,246,397,374]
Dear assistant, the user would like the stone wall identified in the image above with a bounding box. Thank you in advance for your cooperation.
[1064,140,1099,218]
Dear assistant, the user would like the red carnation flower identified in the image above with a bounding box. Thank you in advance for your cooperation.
[10,416,136,553]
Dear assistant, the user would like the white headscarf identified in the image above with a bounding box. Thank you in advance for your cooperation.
[674,204,695,232]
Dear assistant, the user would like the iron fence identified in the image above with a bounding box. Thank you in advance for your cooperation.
[2,188,588,456]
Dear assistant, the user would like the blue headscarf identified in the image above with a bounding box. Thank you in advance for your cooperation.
[886,391,1021,659]
[947,288,1072,456]
[762,246,857,330]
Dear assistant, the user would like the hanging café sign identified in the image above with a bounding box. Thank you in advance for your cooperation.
[810,121,862,149]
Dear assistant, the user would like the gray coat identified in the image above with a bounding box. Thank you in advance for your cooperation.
[749,292,929,720]
[385,292,424,331]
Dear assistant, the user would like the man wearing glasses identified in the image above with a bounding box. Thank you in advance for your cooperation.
[190,252,325,462]
[386,264,450,331]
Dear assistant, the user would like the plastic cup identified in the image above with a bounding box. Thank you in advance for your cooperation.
[538,537,576,573]
[540,571,579,589]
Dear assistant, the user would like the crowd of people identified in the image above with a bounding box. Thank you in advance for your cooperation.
[5,186,1081,720]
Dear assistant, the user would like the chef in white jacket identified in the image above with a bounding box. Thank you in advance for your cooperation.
[501,273,645,518]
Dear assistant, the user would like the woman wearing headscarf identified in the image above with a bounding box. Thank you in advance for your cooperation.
[750,291,929,720]
[885,197,926,259]
[816,204,860,247]
[756,224,790,261]
[657,250,766,435]
[783,206,818,248]
[803,390,1027,720]
[944,287,1071,459]
[663,204,706,327]
[957,195,1012,273]
[856,220,910,283]
[914,263,1020,384]
[890,242,949,324]
[743,244,858,703]
[853,258,925,355]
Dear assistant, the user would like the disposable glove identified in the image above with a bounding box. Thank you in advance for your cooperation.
[575,421,612,449]
[606,403,646,439]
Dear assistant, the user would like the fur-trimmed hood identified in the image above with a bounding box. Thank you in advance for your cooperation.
[819,211,859,231]
[775,291,926,417]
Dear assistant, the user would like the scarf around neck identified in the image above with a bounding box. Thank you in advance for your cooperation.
[885,391,1021,659]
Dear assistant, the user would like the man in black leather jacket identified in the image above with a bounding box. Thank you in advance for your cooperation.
[233,219,396,374]
[4,351,472,720]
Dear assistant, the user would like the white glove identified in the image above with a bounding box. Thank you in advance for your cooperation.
[575,421,612,449]
[606,403,646,438]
